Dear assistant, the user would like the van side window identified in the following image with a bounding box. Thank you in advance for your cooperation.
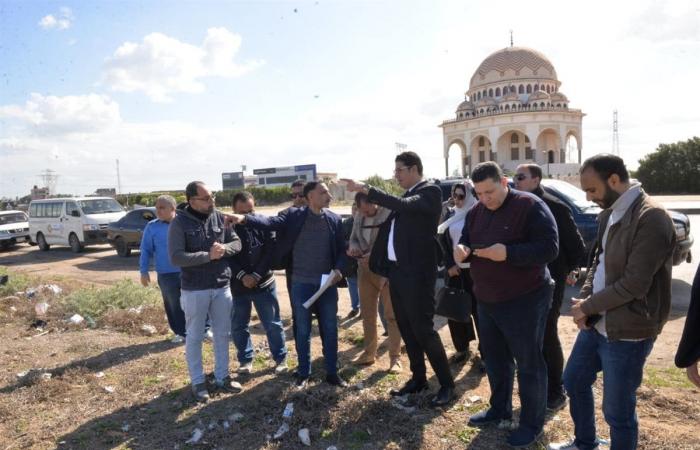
[37,203,45,218]
[30,203,38,217]
[66,201,79,216]
[51,202,62,218]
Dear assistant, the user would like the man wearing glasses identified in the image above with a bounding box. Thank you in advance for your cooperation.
[514,164,585,413]
[168,181,243,402]
[343,151,455,407]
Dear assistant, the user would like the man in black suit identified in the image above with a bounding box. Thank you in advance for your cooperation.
[343,151,454,406]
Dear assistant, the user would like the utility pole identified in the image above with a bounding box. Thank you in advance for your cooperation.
[612,109,620,156]
[38,169,58,196]
[116,159,122,195]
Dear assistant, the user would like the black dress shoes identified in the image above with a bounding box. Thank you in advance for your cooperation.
[390,378,428,396]
[430,385,454,407]
[325,374,348,387]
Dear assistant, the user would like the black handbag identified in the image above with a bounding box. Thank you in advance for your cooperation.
[435,273,472,323]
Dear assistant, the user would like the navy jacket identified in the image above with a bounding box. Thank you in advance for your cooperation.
[229,216,276,295]
[244,206,348,276]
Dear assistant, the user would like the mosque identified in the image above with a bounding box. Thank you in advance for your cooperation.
[440,45,584,179]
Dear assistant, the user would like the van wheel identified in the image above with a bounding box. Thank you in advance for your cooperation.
[36,233,50,251]
[115,237,131,257]
[69,233,84,253]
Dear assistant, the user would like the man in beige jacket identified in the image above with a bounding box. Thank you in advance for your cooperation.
[347,192,403,373]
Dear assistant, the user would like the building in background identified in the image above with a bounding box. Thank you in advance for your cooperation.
[95,188,117,197]
[252,164,317,188]
[30,185,49,200]
[222,171,245,190]
[440,45,584,180]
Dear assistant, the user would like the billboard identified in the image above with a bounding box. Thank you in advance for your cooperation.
[253,164,317,187]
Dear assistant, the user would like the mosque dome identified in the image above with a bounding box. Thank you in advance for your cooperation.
[469,47,558,91]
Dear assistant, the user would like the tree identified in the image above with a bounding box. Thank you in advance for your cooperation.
[363,174,403,196]
[636,137,700,194]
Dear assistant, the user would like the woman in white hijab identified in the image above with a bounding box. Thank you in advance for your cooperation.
[437,181,484,368]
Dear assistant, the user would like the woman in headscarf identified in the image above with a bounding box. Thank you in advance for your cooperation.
[437,181,484,367]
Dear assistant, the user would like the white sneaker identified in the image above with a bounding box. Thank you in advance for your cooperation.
[237,362,253,374]
[275,357,289,374]
[548,438,607,450]
[204,329,213,341]
[170,335,185,344]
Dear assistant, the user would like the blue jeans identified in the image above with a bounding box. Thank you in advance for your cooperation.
[231,282,288,364]
[563,329,654,450]
[157,272,186,337]
[291,281,338,378]
[347,276,360,310]
[180,287,232,385]
[477,282,552,436]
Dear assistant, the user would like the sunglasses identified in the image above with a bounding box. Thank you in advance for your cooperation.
[290,193,304,198]
[453,193,465,200]
[192,195,215,202]
[514,174,529,181]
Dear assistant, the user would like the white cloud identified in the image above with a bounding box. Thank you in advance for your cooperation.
[38,7,73,30]
[102,27,264,102]
[0,93,121,136]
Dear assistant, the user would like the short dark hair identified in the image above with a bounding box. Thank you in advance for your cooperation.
[185,181,205,201]
[232,191,254,207]
[354,192,370,206]
[521,163,543,180]
[395,151,423,175]
[303,180,321,198]
[580,154,629,182]
[290,180,305,189]
[471,162,503,183]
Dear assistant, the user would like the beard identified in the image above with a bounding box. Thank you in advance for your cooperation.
[600,185,621,209]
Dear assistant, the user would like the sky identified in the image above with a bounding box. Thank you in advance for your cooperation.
[1,0,699,198]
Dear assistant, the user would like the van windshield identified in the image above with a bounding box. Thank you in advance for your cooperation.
[0,213,27,225]
[78,199,124,214]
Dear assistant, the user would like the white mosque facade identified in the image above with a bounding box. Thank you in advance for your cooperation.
[440,46,584,179]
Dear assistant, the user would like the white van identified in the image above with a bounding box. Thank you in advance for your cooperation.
[29,197,126,252]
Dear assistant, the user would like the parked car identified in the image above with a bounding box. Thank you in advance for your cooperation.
[437,178,693,267]
[106,207,156,257]
[0,210,30,250]
[29,197,126,252]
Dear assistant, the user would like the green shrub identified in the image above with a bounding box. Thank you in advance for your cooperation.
[0,267,31,297]
[62,279,161,319]
[363,174,403,196]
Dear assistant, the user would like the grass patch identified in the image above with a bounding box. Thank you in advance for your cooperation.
[62,279,161,319]
[252,352,269,371]
[0,267,31,297]
[321,428,333,439]
[644,366,694,389]
[456,426,478,443]
[142,375,162,387]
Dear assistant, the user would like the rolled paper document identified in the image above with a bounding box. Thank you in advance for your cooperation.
[303,270,341,309]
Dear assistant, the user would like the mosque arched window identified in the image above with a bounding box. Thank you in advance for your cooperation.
[479,136,485,147]
[534,84,539,91]
[488,88,493,97]
[518,85,524,94]
[483,89,487,98]
[496,87,501,97]
[546,85,550,93]
[527,84,532,94]
[511,133,519,144]
[505,105,510,111]
[540,102,545,108]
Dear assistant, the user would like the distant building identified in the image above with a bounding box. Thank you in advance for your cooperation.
[95,188,117,197]
[221,172,245,190]
[30,185,49,200]
[252,164,317,188]
[440,45,584,179]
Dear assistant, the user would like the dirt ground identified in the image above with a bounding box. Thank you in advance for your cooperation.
[1,242,700,449]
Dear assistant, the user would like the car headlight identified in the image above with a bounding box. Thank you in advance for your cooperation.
[674,222,687,240]
[82,224,99,231]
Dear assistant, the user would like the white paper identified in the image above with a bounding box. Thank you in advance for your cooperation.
[303,271,340,309]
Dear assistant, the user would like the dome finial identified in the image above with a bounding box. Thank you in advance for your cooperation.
[510,30,513,47]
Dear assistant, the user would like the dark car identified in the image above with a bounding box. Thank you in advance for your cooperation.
[106,207,156,257]
[437,178,693,268]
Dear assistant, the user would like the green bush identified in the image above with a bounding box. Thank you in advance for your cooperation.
[62,279,161,319]
[0,267,31,297]
[363,174,404,196]
[215,186,291,206]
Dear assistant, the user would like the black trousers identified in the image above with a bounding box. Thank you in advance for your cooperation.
[389,264,454,388]
[543,273,566,399]
[446,270,481,355]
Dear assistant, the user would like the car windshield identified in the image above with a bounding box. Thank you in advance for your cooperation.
[0,213,27,225]
[78,199,124,214]
[543,180,599,211]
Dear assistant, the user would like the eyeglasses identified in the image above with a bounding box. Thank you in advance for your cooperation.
[290,193,304,199]
[192,195,215,202]
[453,194,465,200]
[393,165,413,174]
[514,174,529,181]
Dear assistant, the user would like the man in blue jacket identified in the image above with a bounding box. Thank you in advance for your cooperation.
[139,195,185,343]
[229,191,288,376]
[227,181,348,388]
[168,181,243,402]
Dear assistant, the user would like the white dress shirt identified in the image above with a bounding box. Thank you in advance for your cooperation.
[387,181,422,262]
